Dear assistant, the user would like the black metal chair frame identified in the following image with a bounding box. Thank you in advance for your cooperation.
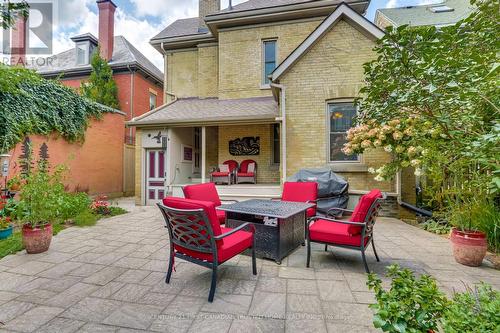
[306,193,386,273]
[157,203,257,302]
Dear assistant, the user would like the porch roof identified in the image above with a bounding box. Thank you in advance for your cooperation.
[127,96,279,127]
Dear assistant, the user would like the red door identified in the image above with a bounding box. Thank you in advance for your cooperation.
[146,149,166,205]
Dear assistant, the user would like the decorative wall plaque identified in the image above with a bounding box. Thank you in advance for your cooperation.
[229,137,260,156]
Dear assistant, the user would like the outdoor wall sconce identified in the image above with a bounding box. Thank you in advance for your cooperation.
[0,154,11,190]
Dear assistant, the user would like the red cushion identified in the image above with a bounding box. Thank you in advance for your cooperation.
[281,182,318,216]
[211,172,230,177]
[348,189,382,234]
[162,197,223,245]
[309,219,368,247]
[224,160,238,172]
[237,172,255,177]
[183,183,222,207]
[216,209,226,225]
[239,160,256,173]
[175,227,253,263]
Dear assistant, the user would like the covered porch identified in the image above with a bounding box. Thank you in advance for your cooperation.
[128,96,284,205]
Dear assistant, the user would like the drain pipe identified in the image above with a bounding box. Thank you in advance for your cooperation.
[270,83,286,184]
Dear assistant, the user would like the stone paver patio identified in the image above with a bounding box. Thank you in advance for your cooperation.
[0,206,498,333]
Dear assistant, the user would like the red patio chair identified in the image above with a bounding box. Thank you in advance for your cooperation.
[306,189,385,273]
[280,182,318,218]
[236,159,257,184]
[182,182,238,225]
[158,197,256,302]
[210,160,238,185]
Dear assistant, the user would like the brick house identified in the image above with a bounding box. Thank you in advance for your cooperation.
[128,0,414,216]
[7,0,164,196]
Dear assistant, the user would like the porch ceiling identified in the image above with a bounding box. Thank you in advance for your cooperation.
[127,96,279,127]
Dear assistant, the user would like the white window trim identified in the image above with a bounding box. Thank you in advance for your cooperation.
[326,99,362,164]
[261,38,278,86]
[76,41,90,65]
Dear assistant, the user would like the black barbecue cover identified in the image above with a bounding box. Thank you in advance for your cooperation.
[287,168,349,215]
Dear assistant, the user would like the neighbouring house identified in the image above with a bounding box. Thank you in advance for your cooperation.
[127,0,414,217]
[375,0,474,29]
[7,0,164,196]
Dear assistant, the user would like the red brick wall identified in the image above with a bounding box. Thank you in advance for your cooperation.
[8,112,125,196]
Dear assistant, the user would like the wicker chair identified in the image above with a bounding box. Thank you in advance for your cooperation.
[236,159,257,184]
[210,160,238,185]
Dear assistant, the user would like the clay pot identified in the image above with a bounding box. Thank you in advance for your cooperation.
[22,224,52,254]
[450,228,487,267]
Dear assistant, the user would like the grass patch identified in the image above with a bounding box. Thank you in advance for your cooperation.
[73,210,99,227]
[0,231,23,258]
[108,206,128,217]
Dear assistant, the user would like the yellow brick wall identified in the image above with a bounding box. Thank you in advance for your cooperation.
[280,19,395,193]
[205,126,219,177]
[218,19,323,99]
[166,50,198,98]
[134,128,142,205]
[198,46,219,98]
[218,124,280,183]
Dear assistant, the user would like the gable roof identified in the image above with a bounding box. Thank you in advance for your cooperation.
[376,0,473,27]
[151,17,205,41]
[271,2,384,81]
[127,97,278,127]
[30,35,163,84]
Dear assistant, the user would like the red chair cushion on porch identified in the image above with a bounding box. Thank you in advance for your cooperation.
[281,182,318,217]
[348,189,382,235]
[236,172,255,177]
[224,160,239,172]
[183,183,222,207]
[211,172,230,177]
[216,209,226,225]
[309,219,368,247]
[162,197,223,244]
[175,227,253,263]
[239,160,256,173]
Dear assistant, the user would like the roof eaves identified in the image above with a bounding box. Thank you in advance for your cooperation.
[271,2,384,81]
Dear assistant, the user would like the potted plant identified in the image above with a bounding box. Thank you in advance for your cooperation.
[16,159,66,254]
[0,216,13,240]
[448,198,494,267]
[7,176,22,192]
[367,264,448,333]
[440,283,500,332]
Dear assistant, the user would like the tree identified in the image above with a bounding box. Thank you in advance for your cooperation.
[343,0,499,210]
[1,0,29,29]
[80,49,120,110]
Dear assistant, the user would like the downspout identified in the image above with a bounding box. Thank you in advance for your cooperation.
[127,64,135,141]
[270,83,286,184]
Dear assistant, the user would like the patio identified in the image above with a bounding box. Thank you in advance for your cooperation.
[0,205,497,333]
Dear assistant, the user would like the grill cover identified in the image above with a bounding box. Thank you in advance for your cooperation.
[287,168,349,216]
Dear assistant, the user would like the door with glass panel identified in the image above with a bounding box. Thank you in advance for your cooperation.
[146,149,166,205]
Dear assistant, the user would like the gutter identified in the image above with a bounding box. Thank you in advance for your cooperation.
[270,83,287,184]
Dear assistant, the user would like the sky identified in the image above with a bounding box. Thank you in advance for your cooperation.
[1,0,442,71]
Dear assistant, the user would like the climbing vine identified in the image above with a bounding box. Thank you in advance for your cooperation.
[0,64,110,153]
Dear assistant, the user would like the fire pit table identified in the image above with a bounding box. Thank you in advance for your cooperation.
[218,199,315,264]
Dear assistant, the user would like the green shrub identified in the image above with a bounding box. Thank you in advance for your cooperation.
[441,284,500,333]
[73,210,99,227]
[108,206,128,217]
[58,192,92,221]
[367,265,449,333]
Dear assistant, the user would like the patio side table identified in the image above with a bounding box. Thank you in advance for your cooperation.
[218,199,314,264]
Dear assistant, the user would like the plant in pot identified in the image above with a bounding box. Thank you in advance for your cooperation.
[367,264,449,333]
[16,159,66,254]
[448,198,497,267]
[0,215,13,240]
[7,176,22,192]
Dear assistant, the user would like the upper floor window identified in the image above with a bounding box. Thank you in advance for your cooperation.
[149,92,157,110]
[328,102,359,162]
[75,41,96,65]
[262,39,277,85]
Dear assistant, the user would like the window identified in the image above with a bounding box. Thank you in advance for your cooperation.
[76,42,88,65]
[262,40,277,85]
[272,124,280,164]
[328,102,358,162]
[149,92,157,110]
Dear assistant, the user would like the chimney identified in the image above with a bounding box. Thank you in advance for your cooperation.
[97,0,116,61]
[10,14,27,66]
[198,0,220,32]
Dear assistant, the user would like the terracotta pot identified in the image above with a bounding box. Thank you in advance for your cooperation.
[22,224,52,254]
[450,228,487,267]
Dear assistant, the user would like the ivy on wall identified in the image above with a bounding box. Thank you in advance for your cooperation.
[0,64,111,153]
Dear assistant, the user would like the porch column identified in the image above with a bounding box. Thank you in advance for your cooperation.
[201,126,207,183]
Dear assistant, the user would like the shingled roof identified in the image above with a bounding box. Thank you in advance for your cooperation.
[31,35,163,84]
[128,97,279,126]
